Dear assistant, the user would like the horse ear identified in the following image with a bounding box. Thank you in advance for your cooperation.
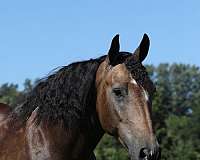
[133,33,150,63]
[108,34,120,65]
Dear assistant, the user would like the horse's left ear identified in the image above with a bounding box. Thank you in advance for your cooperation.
[133,33,150,63]
[108,34,120,65]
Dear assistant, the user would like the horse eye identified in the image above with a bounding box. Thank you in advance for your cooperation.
[113,88,122,96]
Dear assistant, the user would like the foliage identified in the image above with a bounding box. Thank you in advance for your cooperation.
[0,63,200,159]
[0,83,20,106]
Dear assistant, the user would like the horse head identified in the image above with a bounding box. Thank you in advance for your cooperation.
[96,34,161,160]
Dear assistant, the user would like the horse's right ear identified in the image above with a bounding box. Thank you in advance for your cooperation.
[133,34,150,63]
[108,34,120,65]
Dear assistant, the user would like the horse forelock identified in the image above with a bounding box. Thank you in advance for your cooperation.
[124,59,149,86]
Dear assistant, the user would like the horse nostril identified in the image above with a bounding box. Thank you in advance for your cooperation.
[139,148,150,159]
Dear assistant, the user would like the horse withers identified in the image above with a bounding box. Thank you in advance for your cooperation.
[0,34,160,160]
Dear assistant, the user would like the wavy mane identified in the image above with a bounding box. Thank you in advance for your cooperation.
[13,53,131,128]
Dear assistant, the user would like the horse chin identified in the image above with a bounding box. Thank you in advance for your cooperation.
[128,151,140,160]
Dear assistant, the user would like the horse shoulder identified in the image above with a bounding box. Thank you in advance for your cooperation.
[25,107,53,160]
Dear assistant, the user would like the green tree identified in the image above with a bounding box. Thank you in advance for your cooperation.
[152,64,200,160]
[0,83,20,106]
[0,79,35,107]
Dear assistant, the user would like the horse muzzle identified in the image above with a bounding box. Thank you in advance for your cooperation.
[128,142,161,160]
[138,147,161,160]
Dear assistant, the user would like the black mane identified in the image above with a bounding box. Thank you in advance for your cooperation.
[13,53,131,128]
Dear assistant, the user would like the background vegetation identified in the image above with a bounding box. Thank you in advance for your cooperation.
[1,63,200,160]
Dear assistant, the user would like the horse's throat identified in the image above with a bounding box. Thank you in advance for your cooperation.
[70,114,104,159]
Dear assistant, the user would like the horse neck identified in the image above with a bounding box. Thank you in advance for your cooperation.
[68,113,104,159]
[26,108,104,160]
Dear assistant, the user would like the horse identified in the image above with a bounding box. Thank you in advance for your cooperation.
[0,34,161,160]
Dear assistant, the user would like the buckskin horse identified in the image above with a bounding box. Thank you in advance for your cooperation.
[0,34,161,160]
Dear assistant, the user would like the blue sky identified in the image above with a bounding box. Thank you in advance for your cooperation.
[0,0,199,89]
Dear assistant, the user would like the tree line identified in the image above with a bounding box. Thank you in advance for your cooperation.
[0,63,200,160]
